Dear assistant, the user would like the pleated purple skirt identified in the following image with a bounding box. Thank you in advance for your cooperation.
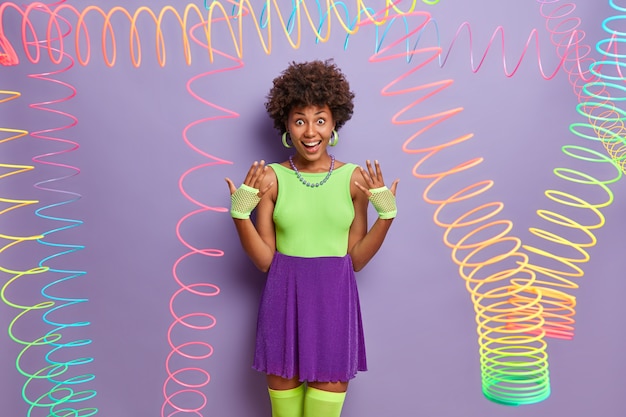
[253,252,367,382]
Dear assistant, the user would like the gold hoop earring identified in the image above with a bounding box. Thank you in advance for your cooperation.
[329,130,339,147]
[282,132,293,148]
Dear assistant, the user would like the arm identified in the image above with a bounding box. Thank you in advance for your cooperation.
[225,161,277,272]
[347,160,399,272]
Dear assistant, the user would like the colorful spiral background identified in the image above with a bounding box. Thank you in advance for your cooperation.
[1,1,625,415]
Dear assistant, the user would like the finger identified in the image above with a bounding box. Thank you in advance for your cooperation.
[251,160,266,178]
[365,159,376,179]
[243,161,261,184]
[249,169,265,189]
[390,179,399,195]
[259,181,274,196]
[374,160,384,182]
[251,162,268,188]
[354,180,372,197]
[225,177,237,194]
[242,161,256,184]
[359,166,374,187]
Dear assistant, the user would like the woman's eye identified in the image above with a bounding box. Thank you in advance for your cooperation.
[295,120,304,126]
[317,119,325,125]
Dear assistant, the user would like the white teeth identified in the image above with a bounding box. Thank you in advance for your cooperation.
[303,141,321,147]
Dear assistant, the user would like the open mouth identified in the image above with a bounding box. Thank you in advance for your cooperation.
[302,140,322,148]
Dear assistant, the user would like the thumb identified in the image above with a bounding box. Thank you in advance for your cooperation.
[225,178,237,194]
[390,179,399,196]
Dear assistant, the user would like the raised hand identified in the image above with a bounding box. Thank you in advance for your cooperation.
[225,160,274,219]
[355,159,399,197]
[225,160,274,197]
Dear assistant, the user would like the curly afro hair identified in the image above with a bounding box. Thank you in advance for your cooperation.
[265,60,355,134]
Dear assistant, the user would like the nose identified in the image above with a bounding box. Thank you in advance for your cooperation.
[305,123,315,137]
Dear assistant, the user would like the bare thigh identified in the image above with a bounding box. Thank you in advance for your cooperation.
[308,380,349,393]
[267,374,302,390]
[266,375,349,393]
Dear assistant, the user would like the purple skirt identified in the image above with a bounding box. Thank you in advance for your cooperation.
[253,252,367,382]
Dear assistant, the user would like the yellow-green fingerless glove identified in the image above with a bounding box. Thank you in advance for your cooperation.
[231,184,261,219]
[369,186,397,219]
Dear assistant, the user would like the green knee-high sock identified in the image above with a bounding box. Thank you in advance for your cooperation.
[268,384,305,417]
[303,387,346,417]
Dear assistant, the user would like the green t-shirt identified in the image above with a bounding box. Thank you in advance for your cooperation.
[270,162,357,258]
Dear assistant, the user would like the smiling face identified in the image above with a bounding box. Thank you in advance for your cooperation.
[286,104,335,167]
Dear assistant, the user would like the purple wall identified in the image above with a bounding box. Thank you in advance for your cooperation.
[1,1,625,416]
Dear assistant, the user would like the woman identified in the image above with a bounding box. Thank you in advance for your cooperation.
[225,60,398,417]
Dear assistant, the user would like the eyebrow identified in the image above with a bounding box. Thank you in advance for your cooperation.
[293,110,328,116]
